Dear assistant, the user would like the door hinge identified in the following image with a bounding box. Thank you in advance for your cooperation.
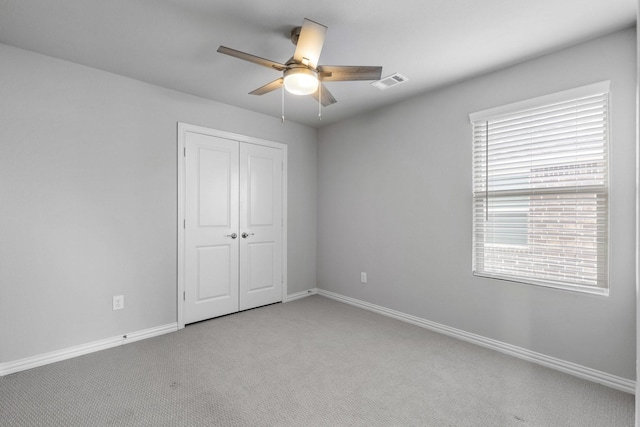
[184,147,186,157]
[183,219,186,229]
[183,291,186,301]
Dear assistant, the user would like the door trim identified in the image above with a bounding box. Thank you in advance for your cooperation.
[177,122,288,329]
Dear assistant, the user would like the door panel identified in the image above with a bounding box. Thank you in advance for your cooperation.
[198,148,232,227]
[239,143,283,310]
[248,242,274,291]
[197,245,231,299]
[185,132,239,323]
[248,156,275,225]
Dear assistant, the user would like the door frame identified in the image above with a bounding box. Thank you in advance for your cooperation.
[177,122,288,329]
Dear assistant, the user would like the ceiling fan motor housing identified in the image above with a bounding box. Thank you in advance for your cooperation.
[290,26,302,45]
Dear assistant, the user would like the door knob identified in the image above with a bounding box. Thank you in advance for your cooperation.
[242,232,254,238]
[225,233,238,239]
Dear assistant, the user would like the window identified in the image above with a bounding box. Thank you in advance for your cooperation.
[470,82,609,295]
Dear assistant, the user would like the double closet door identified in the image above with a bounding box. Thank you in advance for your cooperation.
[183,129,284,325]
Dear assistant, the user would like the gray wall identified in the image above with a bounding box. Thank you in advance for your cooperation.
[317,28,637,379]
[0,43,317,363]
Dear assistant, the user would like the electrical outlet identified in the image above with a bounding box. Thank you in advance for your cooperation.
[361,272,367,283]
[113,295,124,311]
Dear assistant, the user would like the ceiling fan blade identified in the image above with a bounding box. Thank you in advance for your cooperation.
[311,82,337,106]
[318,65,383,81]
[293,19,327,69]
[249,78,284,96]
[217,46,287,71]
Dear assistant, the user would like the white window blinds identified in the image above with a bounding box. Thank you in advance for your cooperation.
[470,82,609,295]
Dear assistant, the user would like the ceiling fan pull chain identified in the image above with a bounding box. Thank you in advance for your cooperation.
[318,83,322,120]
[281,85,285,123]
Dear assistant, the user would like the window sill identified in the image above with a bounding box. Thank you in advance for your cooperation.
[472,271,609,296]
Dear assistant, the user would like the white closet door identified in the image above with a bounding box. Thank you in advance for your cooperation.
[184,132,240,323]
[182,129,284,325]
[239,143,283,310]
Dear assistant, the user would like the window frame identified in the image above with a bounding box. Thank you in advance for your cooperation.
[470,81,611,296]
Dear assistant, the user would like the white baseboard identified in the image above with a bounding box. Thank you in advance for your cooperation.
[1,290,318,376]
[316,289,635,394]
[3,292,633,395]
[284,288,318,302]
[0,323,178,377]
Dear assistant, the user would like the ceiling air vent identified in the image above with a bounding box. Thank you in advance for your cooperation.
[371,73,408,90]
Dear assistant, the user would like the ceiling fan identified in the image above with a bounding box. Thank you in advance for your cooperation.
[217,18,383,107]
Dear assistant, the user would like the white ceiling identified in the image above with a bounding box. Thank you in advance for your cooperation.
[0,0,636,128]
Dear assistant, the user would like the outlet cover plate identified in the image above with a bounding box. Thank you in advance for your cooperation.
[113,295,124,311]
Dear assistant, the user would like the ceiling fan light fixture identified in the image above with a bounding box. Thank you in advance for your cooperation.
[217,18,383,112]
[283,67,318,95]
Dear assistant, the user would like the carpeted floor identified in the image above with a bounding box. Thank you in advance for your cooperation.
[0,295,634,426]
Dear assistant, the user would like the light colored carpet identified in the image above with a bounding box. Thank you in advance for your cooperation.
[0,295,634,426]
